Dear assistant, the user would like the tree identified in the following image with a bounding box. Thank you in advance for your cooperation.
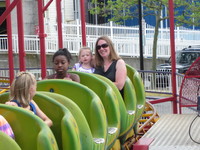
[90,0,200,71]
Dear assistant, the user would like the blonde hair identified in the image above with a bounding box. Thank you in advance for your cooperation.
[9,71,36,107]
[78,47,92,59]
[78,47,94,66]
[94,36,120,67]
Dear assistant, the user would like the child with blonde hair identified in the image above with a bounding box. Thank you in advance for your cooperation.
[5,71,53,127]
[72,47,95,73]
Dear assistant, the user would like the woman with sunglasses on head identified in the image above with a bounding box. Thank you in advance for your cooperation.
[94,36,127,96]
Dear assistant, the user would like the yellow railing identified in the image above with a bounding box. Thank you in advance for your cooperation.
[0,87,10,94]
[0,77,10,94]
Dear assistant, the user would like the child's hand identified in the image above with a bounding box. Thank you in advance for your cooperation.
[5,102,17,106]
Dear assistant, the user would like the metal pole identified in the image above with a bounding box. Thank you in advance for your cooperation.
[0,0,19,25]
[80,0,86,46]
[6,0,14,83]
[38,0,47,79]
[17,0,25,71]
[168,0,177,113]
[56,0,63,48]
[138,0,144,70]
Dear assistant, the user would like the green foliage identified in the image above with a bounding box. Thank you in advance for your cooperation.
[175,0,200,26]
[89,0,200,70]
[90,0,200,27]
[90,0,137,24]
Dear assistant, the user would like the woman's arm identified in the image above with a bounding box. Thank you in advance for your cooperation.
[114,59,127,90]
[31,100,53,127]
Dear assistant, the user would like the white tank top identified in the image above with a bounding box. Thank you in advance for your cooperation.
[73,63,95,73]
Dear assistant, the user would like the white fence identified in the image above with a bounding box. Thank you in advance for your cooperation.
[0,20,200,58]
[141,70,184,95]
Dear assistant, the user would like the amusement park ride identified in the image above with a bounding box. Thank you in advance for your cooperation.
[0,0,200,150]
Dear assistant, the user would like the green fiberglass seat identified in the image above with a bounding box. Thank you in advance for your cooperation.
[0,93,10,104]
[35,91,95,150]
[126,64,146,122]
[33,92,81,150]
[0,131,21,150]
[94,74,137,141]
[70,71,120,149]
[0,103,58,150]
[0,92,86,150]
[37,79,107,150]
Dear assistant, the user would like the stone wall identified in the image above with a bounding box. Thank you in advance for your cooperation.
[0,53,166,70]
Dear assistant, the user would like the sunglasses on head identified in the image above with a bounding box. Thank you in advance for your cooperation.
[96,43,109,50]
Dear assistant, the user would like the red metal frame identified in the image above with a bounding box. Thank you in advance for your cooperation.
[37,0,64,79]
[37,0,47,79]
[168,0,177,113]
[179,57,200,113]
[0,0,19,25]
[6,0,14,84]
[150,0,178,113]
[80,0,86,46]
[150,97,174,104]
[0,0,67,79]
[2,1,177,112]
[17,0,26,71]
[56,0,63,48]
[133,138,154,150]
[0,0,25,82]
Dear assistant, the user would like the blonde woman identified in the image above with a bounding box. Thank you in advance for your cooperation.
[5,71,53,127]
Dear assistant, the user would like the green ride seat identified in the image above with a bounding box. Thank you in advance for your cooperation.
[0,92,87,150]
[35,91,95,150]
[94,74,137,142]
[0,103,58,150]
[0,131,21,150]
[70,71,120,149]
[126,64,146,122]
[37,79,107,150]
[33,92,81,150]
[0,93,10,104]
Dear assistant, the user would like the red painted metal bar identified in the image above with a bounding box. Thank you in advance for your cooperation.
[6,0,14,84]
[80,0,86,46]
[168,0,177,113]
[0,0,19,25]
[17,0,25,71]
[185,75,200,78]
[38,0,47,79]
[149,97,174,104]
[133,138,154,150]
[43,0,53,12]
[178,76,185,114]
[56,0,63,48]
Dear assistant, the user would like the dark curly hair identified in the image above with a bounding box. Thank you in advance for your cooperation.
[52,48,72,63]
